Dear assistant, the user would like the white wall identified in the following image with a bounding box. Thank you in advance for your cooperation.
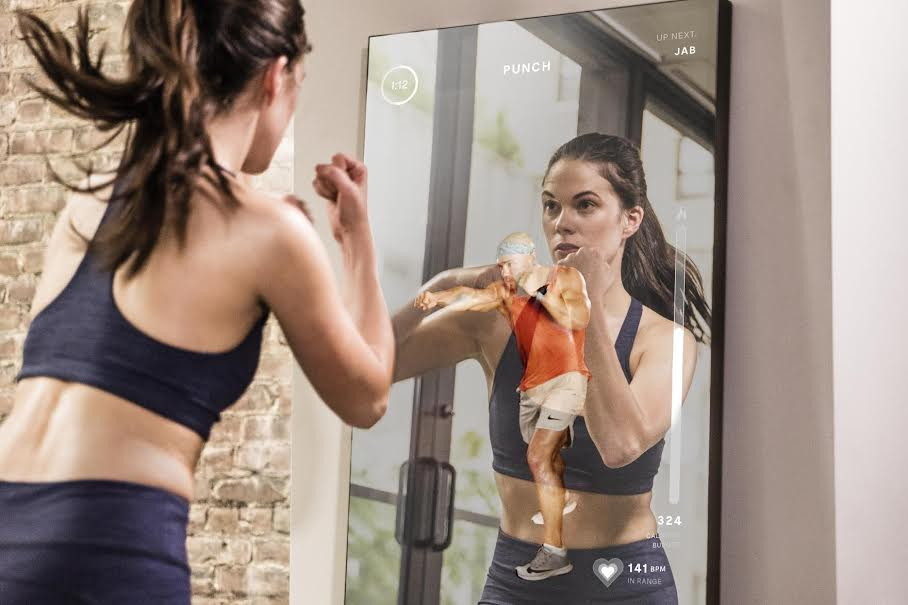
[831,2,908,604]
[291,1,838,604]
[720,0,836,603]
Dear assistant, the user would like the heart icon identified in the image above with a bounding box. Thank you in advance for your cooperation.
[592,557,624,588]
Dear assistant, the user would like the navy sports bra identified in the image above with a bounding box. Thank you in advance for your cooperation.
[490,297,665,495]
[16,184,268,440]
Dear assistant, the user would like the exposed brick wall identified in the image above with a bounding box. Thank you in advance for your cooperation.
[0,2,294,603]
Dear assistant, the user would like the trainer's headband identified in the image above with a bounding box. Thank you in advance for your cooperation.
[496,240,535,258]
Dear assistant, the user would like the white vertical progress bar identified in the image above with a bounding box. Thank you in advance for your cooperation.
[669,206,687,505]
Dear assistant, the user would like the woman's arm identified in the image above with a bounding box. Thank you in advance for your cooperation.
[258,155,394,429]
[583,307,699,468]
[393,266,497,344]
[393,265,499,382]
[259,210,393,428]
[556,246,699,468]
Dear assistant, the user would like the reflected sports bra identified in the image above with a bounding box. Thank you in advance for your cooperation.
[490,297,665,495]
[16,181,268,440]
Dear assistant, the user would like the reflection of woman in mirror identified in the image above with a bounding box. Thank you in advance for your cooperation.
[414,232,592,581]
[394,133,711,603]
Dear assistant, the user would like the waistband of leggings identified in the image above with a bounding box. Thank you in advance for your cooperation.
[0,477,190,569]
[0,477,190,508]
[496,527,666,556]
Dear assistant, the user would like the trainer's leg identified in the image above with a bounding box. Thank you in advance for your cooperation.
[526,427,569,548]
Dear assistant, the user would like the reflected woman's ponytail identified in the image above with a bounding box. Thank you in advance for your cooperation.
[16,0,312,277]
[544,133,712,344]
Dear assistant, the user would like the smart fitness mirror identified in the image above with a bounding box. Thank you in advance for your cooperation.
[346,1,730,603]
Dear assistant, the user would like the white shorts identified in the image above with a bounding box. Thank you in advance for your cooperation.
[518,371,588,446]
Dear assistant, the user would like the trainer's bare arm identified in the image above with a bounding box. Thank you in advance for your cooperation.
[534,266,591,331]
[415,282,506,314]
[393,265,499,382]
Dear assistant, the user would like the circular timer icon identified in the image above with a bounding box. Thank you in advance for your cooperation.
[380,65,419,106]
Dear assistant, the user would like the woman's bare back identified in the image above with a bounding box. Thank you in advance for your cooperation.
[0,174,287,500]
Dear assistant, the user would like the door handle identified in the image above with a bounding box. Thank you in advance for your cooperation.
[394,458,457,552]
[395,457,437,548]
[431,461,456,552]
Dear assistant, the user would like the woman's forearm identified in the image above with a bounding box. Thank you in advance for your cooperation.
[391,267,492,383]
[583,303,653,467]
[340,226,395,392]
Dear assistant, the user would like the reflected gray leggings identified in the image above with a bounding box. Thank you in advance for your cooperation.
[479,529,678,604]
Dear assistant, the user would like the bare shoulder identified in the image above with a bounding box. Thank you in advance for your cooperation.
[61,172,117,243]
[632,304,698,365]
[227,184,319,260]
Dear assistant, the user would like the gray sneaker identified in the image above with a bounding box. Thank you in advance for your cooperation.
[515,545,573,581]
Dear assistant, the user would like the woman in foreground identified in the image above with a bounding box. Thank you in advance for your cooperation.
[0,1,393,603]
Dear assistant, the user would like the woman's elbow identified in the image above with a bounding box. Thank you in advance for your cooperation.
[349,394,389,429]
[600,442,644,469]
[343,375,391,429]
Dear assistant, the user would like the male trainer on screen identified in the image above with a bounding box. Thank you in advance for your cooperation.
[414,232,592,581]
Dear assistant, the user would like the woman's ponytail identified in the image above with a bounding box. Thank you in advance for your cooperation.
[102,0,228,279]
[16,0,312,277]
[17,9,145,125]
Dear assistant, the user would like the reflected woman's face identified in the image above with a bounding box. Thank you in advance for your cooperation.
[541,159,629,264]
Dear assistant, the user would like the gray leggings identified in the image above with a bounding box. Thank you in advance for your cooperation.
[479,529,678,604]
[0,479,190,604]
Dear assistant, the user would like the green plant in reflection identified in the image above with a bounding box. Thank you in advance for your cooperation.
[346,493,401,604]
[439,429,500,605]
[450,430,500,516]
[345,430,500,604]
[477,110,524,166]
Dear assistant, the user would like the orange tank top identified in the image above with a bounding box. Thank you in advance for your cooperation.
[505,269,591,391]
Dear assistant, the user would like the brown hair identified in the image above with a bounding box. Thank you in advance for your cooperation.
[16,0,312,277]
[545,133,712,344]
